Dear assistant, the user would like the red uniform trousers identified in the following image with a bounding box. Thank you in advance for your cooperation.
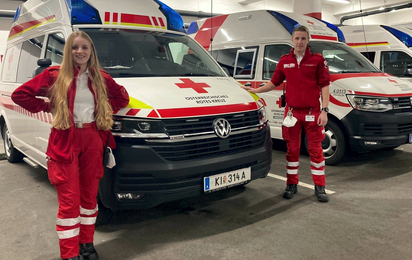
[282,106,326,187]
[47,124,103,259]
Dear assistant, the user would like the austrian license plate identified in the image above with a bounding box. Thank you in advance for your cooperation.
[204,167,251,193]
[409,133,412,143]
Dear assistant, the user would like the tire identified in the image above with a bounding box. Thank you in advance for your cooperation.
[96,194,114,226]
[2,123,24,163]
[304,120,347,165]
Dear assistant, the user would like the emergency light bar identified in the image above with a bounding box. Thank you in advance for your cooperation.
[65,0,102,24]
[154,0,185,33]
[268,11,300,35]
[316,19,346,43]
[12,5,21,23]
[381,25,412,48]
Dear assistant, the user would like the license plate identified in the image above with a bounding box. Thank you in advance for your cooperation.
[409,133,412,144]
[204,167,251,193]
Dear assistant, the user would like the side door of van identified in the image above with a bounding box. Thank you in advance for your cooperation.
[258,43,292,139]
[34,32,66,166]
[1,35,45,158]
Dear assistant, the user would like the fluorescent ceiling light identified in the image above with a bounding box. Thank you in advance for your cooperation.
[326,0,350,4]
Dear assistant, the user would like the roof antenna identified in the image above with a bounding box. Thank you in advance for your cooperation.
[210,0,213,55]
[359,0,370,59]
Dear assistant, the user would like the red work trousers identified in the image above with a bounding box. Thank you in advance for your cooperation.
[282,106,326,187]
[47,126,103,259]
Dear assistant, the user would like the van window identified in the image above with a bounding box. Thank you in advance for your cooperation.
[82,29,225,78]
[1,43,22,82]
[309,42,378,74]
[46,33,65,65]
[16,35,45,82]
[380,51,412,77]
[212,46,259,78]
[263,44,291,80]
[360,51,376,63]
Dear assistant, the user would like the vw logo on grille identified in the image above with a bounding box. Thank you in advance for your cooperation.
[213,118,231,138]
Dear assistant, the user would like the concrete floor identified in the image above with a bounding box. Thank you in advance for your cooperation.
[1,140,412,260]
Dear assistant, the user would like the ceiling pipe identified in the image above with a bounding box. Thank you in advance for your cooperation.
[340,2,412,25]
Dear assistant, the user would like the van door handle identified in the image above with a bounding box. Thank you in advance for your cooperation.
[243,82,252,87]
[259,83,266,87]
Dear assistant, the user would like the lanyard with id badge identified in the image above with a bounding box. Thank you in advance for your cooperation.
[305,108,315,122]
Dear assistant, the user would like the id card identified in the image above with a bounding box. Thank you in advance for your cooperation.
[305,115,315,122]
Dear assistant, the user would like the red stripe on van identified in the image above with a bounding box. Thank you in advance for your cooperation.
[156,102,258,118]
[330,73,388,82]
[121,13,152,26]
[9,15,56,38]
[347,41,389,47]
[310,35,337,41]
[113,13,118,23]
[158,17,165,28]
[352,91,412,97]
[194,15,229,51]
[329,95,351,107]
[152,16,159,27]
[126,109,140,116]
[105,12,110,23]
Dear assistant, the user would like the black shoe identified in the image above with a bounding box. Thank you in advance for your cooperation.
[315,186,329,203]
[62,256,80,260]
[283,184,298,199]
[80,243,99,260]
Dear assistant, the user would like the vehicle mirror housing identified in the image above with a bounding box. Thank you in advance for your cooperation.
[404,64,412,77]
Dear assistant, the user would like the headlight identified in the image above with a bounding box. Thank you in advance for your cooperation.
[257,106,267,124]
[111,117,166,134]
[346,95,392,112]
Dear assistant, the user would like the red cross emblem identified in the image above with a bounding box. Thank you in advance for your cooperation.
[276,97,283,108]
[388,78,398,84]
[175,78,211,93]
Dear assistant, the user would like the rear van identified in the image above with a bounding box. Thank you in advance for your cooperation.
[340,24,412,82]
[189,10,412,165]
[0,0,272,223]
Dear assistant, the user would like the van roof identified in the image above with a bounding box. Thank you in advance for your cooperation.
[188,10,344,50]
[340,24,412,49]
[8,0,185,41]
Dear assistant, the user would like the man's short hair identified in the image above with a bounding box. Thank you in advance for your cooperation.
[292,25,310,39]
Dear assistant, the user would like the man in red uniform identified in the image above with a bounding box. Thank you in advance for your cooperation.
[243,25,330,202]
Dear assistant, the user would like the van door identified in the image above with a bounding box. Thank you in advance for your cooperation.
[258,43,291,139]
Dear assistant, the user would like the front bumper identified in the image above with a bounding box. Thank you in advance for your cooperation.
[99,125,272,210]
[342,109,412,152]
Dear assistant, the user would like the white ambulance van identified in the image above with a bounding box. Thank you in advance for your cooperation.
[0,0,272,223]
[340,24,412,82]
[188,10,412,165]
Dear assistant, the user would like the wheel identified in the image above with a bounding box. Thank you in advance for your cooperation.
[2,123,23,163]
[95,194,114,226]
[304,120,347,165]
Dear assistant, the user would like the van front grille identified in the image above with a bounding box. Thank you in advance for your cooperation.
[148,128,267,161]
[364,122,412,136]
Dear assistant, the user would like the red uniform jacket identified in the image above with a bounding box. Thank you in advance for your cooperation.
[11,66,129,163]
[270,47,330,109]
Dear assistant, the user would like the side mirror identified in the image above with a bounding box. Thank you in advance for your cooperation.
[33,58,52,77]
[404,64,412,77]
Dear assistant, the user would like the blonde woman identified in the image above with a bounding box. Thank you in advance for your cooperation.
[12,31,129,260]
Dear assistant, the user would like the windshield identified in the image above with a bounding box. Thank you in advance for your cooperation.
[82,29,226,78]
[309,41,380,74]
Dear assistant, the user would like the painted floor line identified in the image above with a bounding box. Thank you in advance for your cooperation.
[267,173,336,194]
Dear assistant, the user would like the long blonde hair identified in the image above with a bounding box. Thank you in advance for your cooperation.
[50,31,113,131]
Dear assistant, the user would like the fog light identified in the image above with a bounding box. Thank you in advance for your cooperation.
[364,141,379,145]
[116,193,145,200]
